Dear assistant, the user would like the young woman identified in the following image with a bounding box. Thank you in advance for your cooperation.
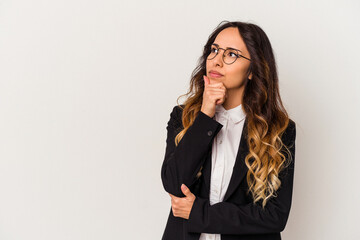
[161,21,296,240]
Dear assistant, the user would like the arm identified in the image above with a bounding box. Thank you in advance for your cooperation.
[161,105,223,197]
[186,121,297,235]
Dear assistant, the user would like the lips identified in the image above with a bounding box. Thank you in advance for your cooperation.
[209,70,224,78]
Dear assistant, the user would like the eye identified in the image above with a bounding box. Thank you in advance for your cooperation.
[210,46,218,53]
[227,50,239,58]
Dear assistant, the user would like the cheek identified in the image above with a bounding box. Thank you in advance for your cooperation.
[226,66,248,84]
[205,61,210,73]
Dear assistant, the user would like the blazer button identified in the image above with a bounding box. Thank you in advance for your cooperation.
[207,130,213,136]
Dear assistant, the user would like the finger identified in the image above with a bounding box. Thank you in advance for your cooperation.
[207,85,226,92]
[181,184,193,197]
[207,91,227,100]
[207,81,225,88]
[216,96,226,105]
[206,79,225,87]
[203,75,210,85]
[214,94,226,104]
[206,88,226,94]
[204,87,226,94]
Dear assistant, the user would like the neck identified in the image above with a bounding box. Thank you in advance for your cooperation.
[222,86,244,110]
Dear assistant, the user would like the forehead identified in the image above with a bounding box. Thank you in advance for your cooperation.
[213,27,246,51]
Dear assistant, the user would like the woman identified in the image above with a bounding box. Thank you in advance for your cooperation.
[161,21,296,240]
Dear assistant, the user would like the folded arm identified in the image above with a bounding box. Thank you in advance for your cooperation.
[161,105,223,197]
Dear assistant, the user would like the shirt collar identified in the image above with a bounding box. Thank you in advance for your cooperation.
[215,103,246,124]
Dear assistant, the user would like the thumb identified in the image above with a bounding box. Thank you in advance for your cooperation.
[181,184,191,197]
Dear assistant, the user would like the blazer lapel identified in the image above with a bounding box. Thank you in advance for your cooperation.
[223,118,249,202]
[203,117,250,202]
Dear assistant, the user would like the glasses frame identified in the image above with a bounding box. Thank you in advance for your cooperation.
[207,43,251,64]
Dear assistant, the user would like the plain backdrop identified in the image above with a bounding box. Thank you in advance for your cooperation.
[0,0,359,239]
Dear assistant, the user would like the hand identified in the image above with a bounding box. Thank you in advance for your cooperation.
[201,75,227,118]
[169,184,196,220]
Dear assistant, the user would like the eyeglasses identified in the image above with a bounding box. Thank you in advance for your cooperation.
[207,43,251,65]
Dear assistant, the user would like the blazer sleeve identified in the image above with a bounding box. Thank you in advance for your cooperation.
[161,105,223,197]
[186,121,297,235]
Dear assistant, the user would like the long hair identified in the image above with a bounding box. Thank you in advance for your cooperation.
[174,21,293,208]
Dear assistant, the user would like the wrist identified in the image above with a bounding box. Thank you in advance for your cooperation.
[200,110,214,118]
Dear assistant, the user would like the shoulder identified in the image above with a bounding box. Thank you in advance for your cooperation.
[282,118,296,147]
[172,104,185,113]
[286,119,296,134]
[168,104,185,126]
[170,104,185,119]
[286,118,296,135]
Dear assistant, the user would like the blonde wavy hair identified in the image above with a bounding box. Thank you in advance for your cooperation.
[173,21,294,208]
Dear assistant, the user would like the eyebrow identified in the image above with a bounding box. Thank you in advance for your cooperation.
[212,43,243,53]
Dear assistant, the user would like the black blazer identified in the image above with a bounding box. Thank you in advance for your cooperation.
[161,105,296,240]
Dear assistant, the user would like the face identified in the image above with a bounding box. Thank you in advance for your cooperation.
[206,27,252,89]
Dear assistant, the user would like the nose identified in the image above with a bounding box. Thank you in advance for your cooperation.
[212,50,224,67]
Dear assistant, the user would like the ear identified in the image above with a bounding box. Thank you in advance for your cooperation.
[248,72,252,80]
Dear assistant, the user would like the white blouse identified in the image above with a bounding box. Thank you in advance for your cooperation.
[199,103,246,240]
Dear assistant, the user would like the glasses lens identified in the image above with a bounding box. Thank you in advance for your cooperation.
[207,45,239,64]
[223,49,238,64]
[207,45,218,60]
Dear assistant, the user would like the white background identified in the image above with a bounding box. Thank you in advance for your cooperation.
[0,0,359,239]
